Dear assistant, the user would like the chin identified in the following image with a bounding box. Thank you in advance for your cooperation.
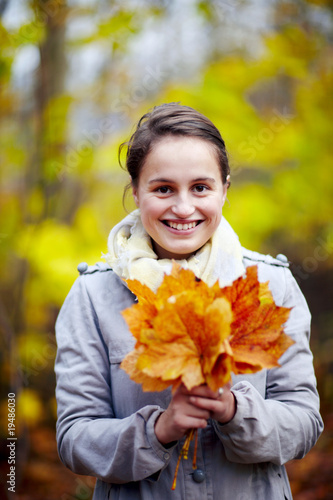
[166,246,202,260]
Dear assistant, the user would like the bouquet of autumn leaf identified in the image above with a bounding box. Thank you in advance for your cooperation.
[120,263,294,489]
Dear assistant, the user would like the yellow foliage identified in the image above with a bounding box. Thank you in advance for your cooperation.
[18,332,56,374]
[17,389,43,430]
[11,202,108,307]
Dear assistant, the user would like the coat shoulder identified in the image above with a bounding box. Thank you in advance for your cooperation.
[242,247,290,268]
[76,261,113,275]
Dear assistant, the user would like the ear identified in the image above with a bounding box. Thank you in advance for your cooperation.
[132,182,139,207]
[221,182,228,206]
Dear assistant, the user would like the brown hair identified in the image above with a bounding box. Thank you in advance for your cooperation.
[120,103,230,199]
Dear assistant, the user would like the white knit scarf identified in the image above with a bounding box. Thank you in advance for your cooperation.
[103,209,245,292]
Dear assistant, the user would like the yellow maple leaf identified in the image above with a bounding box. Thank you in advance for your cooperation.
[120,263,294,490]
[121,263,294,392]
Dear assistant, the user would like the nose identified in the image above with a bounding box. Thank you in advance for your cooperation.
[171,192,195,218]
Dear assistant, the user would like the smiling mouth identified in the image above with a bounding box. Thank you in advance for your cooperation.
[163,221,201,231]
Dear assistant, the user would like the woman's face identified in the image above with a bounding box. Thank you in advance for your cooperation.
[132,136,228,260]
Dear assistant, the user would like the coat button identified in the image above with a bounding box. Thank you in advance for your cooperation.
[192,469,205,483]
[276,253,288,263]
[77,262,88,274]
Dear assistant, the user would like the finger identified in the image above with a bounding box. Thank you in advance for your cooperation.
[172,398,211,420]
[217,383,232,399]
[180,416,208,430]
[189,383,232,400]
[190,391,236,424]
[189,395,224,413]
[186,405,211,420]
[168,408,209,432]
[169,390,211,419]
[187,385,218,399]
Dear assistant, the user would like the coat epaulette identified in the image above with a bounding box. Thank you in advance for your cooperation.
[242,247,290,268]
[77,262,112,275]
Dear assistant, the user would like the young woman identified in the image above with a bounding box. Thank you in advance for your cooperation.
[55,103,323,500]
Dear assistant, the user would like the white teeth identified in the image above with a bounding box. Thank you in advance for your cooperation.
[168,221,197,230]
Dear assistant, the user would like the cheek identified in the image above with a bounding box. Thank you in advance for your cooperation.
[140,199,164,222]
[201,197,225,218]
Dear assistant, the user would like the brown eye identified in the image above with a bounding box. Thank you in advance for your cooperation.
[194,184,208,193]
[156,186,171,194]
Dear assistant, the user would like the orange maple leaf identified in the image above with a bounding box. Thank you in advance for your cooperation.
[121,263,294,393]
[120,263,294,490]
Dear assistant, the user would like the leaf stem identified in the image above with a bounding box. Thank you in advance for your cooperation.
[171,428,198,490]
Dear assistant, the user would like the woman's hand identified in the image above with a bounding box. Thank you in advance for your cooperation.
[155,383,236,445]
[188,383,236,424]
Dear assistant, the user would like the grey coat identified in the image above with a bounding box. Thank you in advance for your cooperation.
[55,248,323,500]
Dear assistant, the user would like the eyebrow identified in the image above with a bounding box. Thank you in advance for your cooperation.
[148,177,216,184]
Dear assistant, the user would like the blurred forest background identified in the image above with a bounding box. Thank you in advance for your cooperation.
[0,0,332,498]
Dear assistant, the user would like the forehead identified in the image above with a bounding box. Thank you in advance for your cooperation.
[150,135,216,157]
[140,136,221,178]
